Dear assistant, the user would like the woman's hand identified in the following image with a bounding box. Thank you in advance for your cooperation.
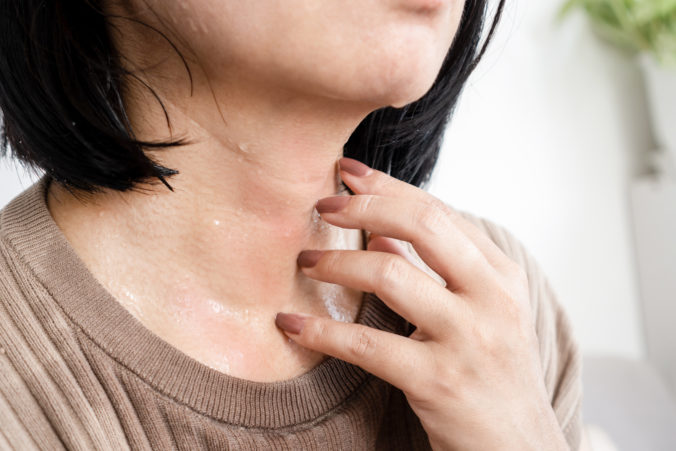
[274,157,569,451]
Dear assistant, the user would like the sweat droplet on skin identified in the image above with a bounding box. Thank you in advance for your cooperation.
[320,284,354,323]
[310,207,330,233]
[117,286,146,321]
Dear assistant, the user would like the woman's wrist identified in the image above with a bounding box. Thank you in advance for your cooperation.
[426,402,569,451]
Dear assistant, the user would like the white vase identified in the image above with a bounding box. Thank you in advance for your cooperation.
[639,54,676,172]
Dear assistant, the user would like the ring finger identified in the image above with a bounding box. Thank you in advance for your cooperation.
[298,249,465,339]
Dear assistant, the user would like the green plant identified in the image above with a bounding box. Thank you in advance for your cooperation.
[559,0,676,66]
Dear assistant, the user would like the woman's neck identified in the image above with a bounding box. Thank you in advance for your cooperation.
[46,63,377,380]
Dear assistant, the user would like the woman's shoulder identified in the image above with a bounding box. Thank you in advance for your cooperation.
[0,179,80,448]
[0,177,47,313]
[0,224,58,449]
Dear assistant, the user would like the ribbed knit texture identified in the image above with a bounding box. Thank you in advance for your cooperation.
[0,175,582,450]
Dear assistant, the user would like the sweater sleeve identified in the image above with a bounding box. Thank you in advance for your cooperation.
[453,209,584,450]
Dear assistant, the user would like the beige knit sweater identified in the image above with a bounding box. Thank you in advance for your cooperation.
[0,175,582,450]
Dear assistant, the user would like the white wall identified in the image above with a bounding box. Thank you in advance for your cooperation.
[0,158,43,208]
[428,0,652,359]
[0,0,650,359]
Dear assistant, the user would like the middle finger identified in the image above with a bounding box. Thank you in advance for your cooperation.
[315,194,497,294]
[298,249,464,339]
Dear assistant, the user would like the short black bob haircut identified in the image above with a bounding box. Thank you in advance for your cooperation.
[0,1,505,196]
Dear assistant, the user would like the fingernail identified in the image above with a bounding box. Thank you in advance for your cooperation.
[297,250,324,268]
[315,196,350,214]
[275,312,307,335]
[339,157,373,177]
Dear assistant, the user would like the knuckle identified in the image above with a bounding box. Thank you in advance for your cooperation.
[459,243,488,275]
[500,263,531,306]
[494,284,523,314]
[411,376,444,405]
[431,372,457,401]
[428,196,452,215]
[305,317,328,344]
[348,328,377,359]
[464,243,485,264]
[355,195,376,216]
[378,255,407,287]
[380,176,400,191]
[417,204,450,236]
[423,359,461,402]
[474,323,502,355]
[488,285,533,338]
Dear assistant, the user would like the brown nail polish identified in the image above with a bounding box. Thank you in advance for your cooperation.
[315,196,350,214]
[339,157,372,177]
[275,312,306,335]
[297,250,324,268]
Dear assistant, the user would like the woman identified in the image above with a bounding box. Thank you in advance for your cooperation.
[0,0,582,449]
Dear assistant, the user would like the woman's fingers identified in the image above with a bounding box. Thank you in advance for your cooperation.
[275,312,431,397]
[366,234,445,286]
[298,249,461,338]
[315,193,495,294]
[338,157,515,273]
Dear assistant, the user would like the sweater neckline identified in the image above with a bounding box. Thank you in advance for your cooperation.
[0,174,408,428]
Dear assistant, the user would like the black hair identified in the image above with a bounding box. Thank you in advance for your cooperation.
[0,1,505,196]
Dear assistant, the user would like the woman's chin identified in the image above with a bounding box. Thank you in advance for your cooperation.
[370,75,440,109]
[364,58,444,108]
[388,88,433,108]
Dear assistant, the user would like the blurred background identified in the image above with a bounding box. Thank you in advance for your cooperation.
[1,0,675,449]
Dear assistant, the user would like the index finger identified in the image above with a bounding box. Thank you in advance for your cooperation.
[338,157,515,273]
